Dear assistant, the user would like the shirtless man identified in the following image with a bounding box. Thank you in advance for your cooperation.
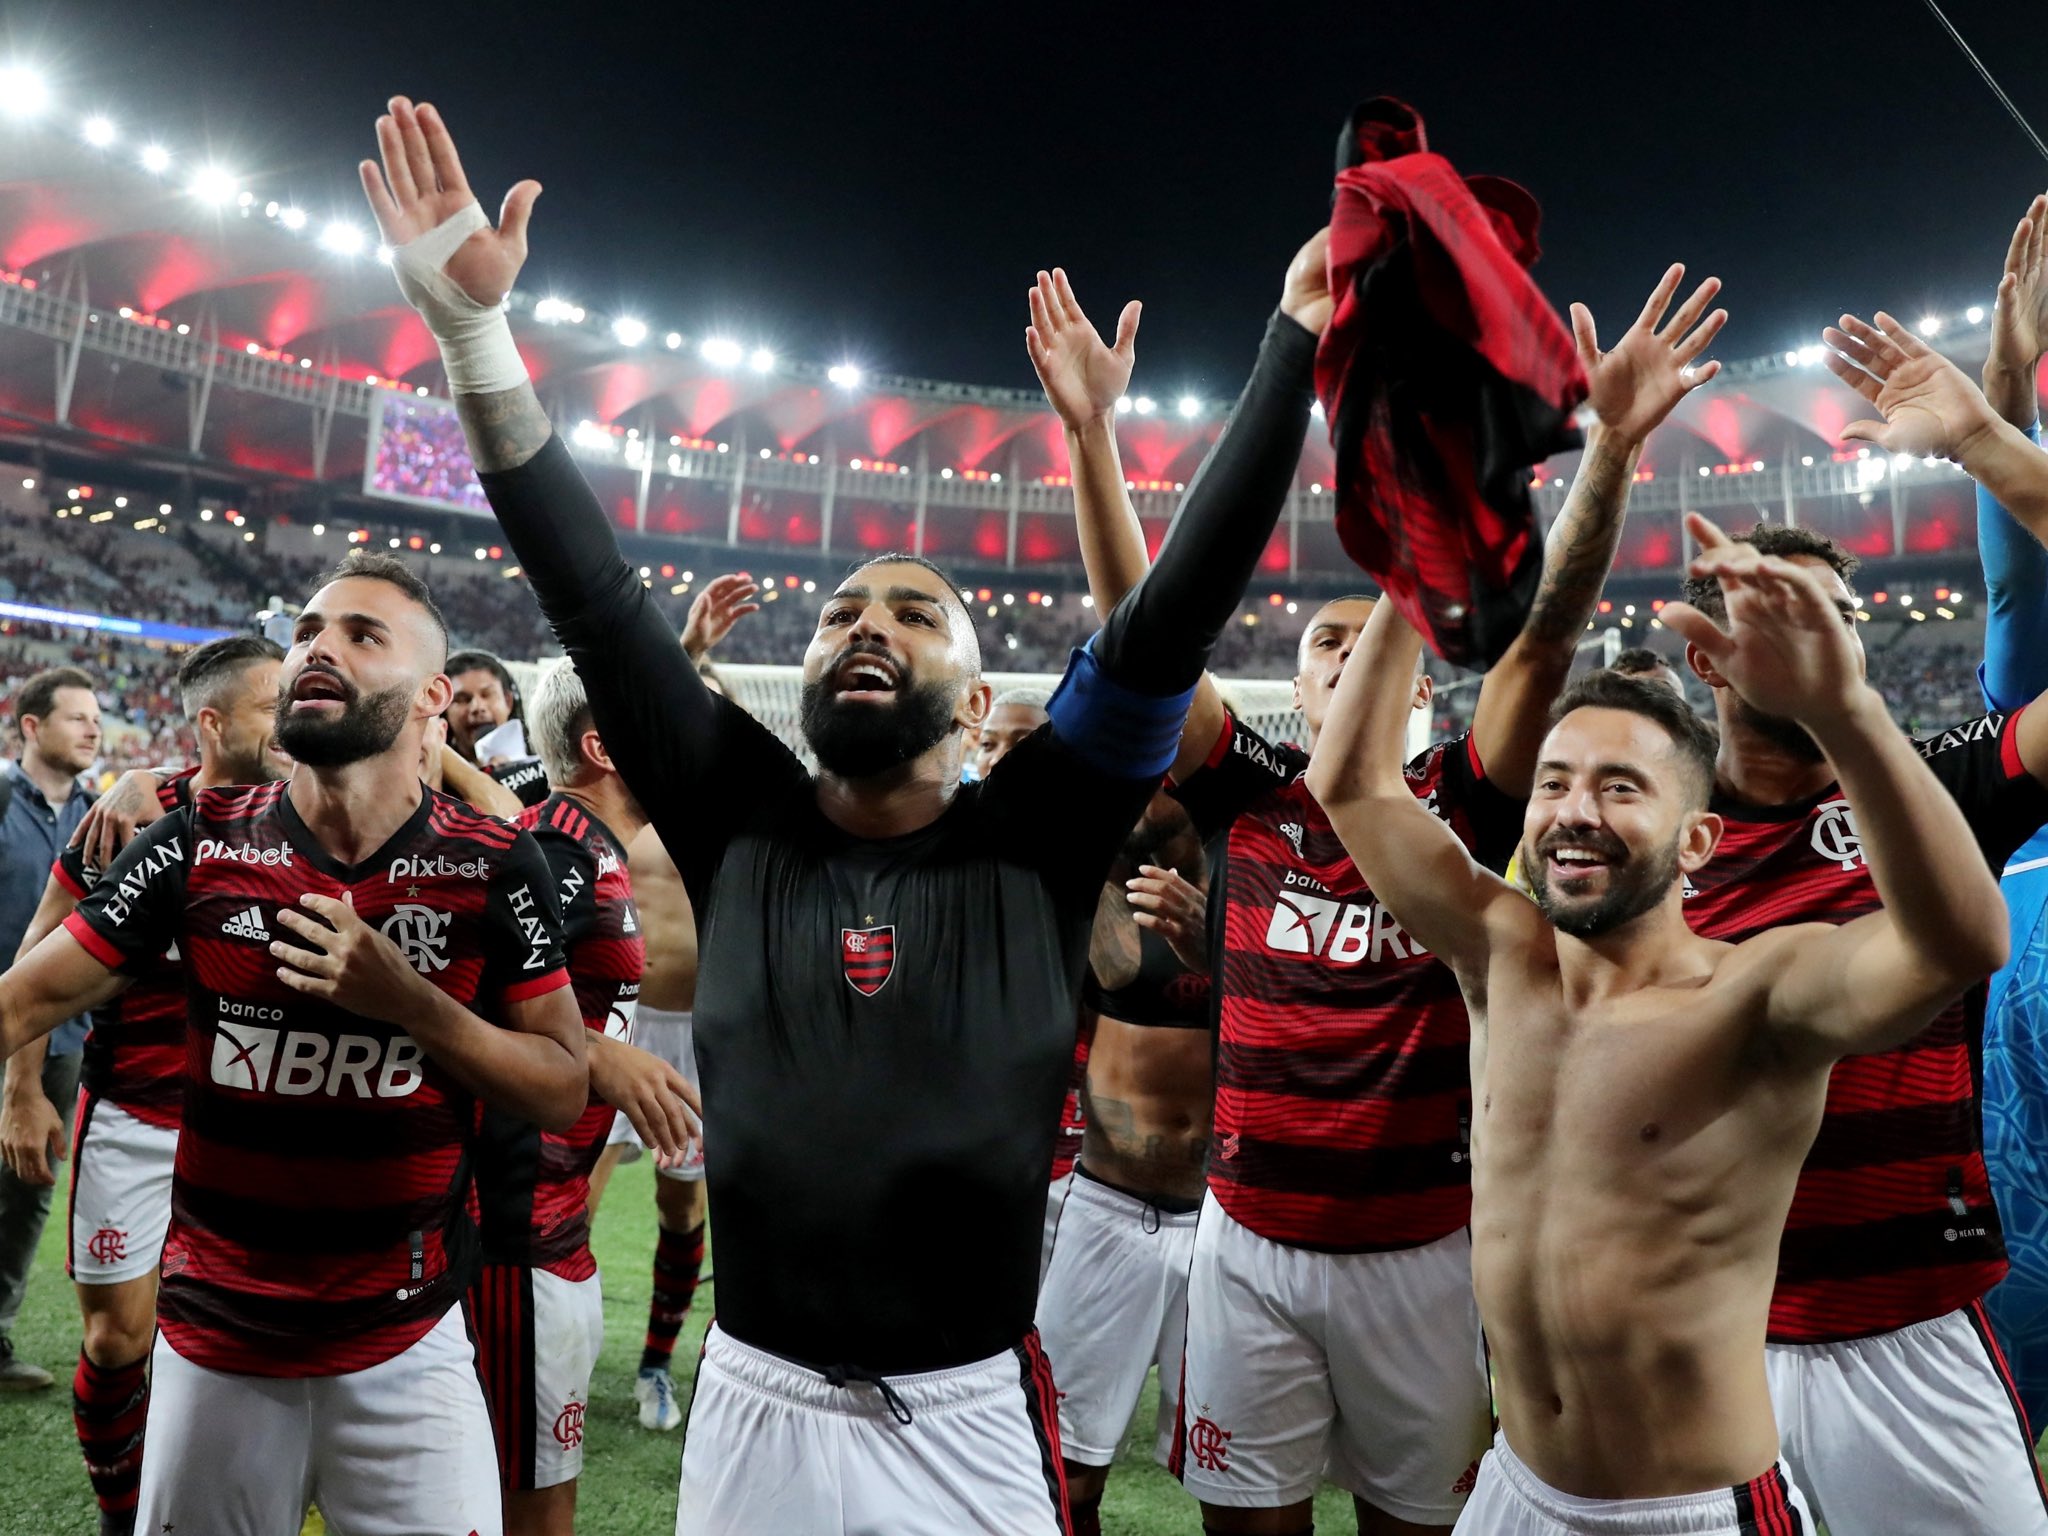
[1304,521,2009,1534]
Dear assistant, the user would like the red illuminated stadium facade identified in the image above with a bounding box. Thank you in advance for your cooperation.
[1,104,2039,606]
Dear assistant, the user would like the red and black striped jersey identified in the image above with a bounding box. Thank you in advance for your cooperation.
[63,780,570,1377]
[476,794,644,1279]
[1173,714,1522,1251]
[1686,707,2048,1343]
[56,768,197,1130]
[1050,1025,1092,1183]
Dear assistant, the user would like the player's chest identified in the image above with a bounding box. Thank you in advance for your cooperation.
[1224,799,1440,977]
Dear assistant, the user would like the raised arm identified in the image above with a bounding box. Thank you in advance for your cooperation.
[1304,598,1536,982]
[361,98,793,875]
[1472,265,1726,793]
[1975,196,2048,709]
[1052,234,1327,763]
[1663,516,2009,1064]
[1024,270,1230,781]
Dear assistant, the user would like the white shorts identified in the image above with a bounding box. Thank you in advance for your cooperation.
[470,1263,605,1491]
[1035,1167,1198,1467]
[1041,1168,1075,1283]
[136,1305,501,1536]
[605,1006,704,1181]
[1175,1192,1491,1521]
[678,1323,1069,1535]
[1454,1433,1813,1535]
[1766,1302,2048,1533]
[68,1095,177,1286]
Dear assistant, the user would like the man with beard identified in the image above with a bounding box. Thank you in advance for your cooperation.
[1030,259,1725,1533]
[0,553,590,1536]
[3,637,288,1536]
[362,94,1327,1533]
[449,649,551,808]
[1039,789,1215,1536]
[1656,308,2048,1533]
[1305,531,2010,1535]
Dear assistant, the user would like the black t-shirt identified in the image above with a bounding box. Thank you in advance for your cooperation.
[478,440,1157,1373]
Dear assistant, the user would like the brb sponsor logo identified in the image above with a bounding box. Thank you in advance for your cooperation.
[210,1006,425,1098]
[388,853,490,882]
[196,838,293,868]
[380,904,453,973]
[552,1398,586,1449]
[1264,872,1427,965]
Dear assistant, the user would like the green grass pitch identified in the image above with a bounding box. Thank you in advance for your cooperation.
[0,1157,1358,1534]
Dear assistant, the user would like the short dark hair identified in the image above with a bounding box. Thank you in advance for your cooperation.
[841,551,980,666]
[445,649,521,716]
[1611,646,1673,676]
[177,635,283,719]
[313,552,449,661]
[1679,523,1859,624]
[1550,668,1719,806]
[13,667,95,727]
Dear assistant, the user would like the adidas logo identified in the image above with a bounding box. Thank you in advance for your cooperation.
[220,905,269,941]
[622,908,638,934]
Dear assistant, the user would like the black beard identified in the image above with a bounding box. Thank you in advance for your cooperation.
[800,654,959,778]
[1529,832,1682,939]
[275,677,412,768]
[1734,694,1827,764]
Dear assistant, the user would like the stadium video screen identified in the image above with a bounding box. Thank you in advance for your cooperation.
[363,393,491,513]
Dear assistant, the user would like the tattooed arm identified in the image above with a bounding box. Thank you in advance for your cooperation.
[1470,264,1728,794]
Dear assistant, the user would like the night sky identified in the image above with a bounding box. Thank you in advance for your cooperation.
[11,0,2048,396]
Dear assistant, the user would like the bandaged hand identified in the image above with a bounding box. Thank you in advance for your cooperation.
[360,96,539,395]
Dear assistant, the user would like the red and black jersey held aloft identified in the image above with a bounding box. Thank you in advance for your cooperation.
[1173,714,1523,1252]
[1686,707,2048,1343]
[65,781,570,1377]
[475,793,643,1279]
[57,769,196,1129]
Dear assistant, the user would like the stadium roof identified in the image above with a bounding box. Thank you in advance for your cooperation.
[1,100,2041,580]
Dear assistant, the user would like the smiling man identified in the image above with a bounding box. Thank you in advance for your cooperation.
[362,95,1331,1534]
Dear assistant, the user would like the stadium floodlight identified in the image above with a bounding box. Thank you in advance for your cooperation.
[613,316,648,347]
[749,346,776,373]
[1133,396,1156,415]
[700,337,743,368]
[828,363,863,389]
[1916,315,1942,336]
[1114,395,1132,414]
[1795,344,1825,367]
[278,206,307,231]
[140,143,171,173]
[1177,396,1201,418]
[1967,305,1986,325]
[0,65,49,120]
[82,115,116,148]
[664,331,682,349]
[375,244,394,266]
[190,165,239,205]
[318,220,365,256]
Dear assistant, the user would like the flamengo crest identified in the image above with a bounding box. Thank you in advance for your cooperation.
[841,925,896,997]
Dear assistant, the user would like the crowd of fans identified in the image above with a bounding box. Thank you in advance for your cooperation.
[0,502,2002,773]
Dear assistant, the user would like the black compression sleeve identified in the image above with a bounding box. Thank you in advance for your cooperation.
[1092,309,1316,695]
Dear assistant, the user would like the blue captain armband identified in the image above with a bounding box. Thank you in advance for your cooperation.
[1044,636,1196,780]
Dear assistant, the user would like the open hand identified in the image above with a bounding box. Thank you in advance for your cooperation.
[1126,865,1210,975]
[1025,270,1139,429]
[1822,312,2002,460]
[1660,514,1865,725]
[681,574,763,661]
[1985,193,2048,428]
[1573,264,1726,445]
[271,892,429,1023]
[360,97,538,308]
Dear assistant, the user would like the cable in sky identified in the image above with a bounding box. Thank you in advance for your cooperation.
[1920,0,2048,165]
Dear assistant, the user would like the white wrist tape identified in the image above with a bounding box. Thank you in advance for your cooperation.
[390,203,528,396]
